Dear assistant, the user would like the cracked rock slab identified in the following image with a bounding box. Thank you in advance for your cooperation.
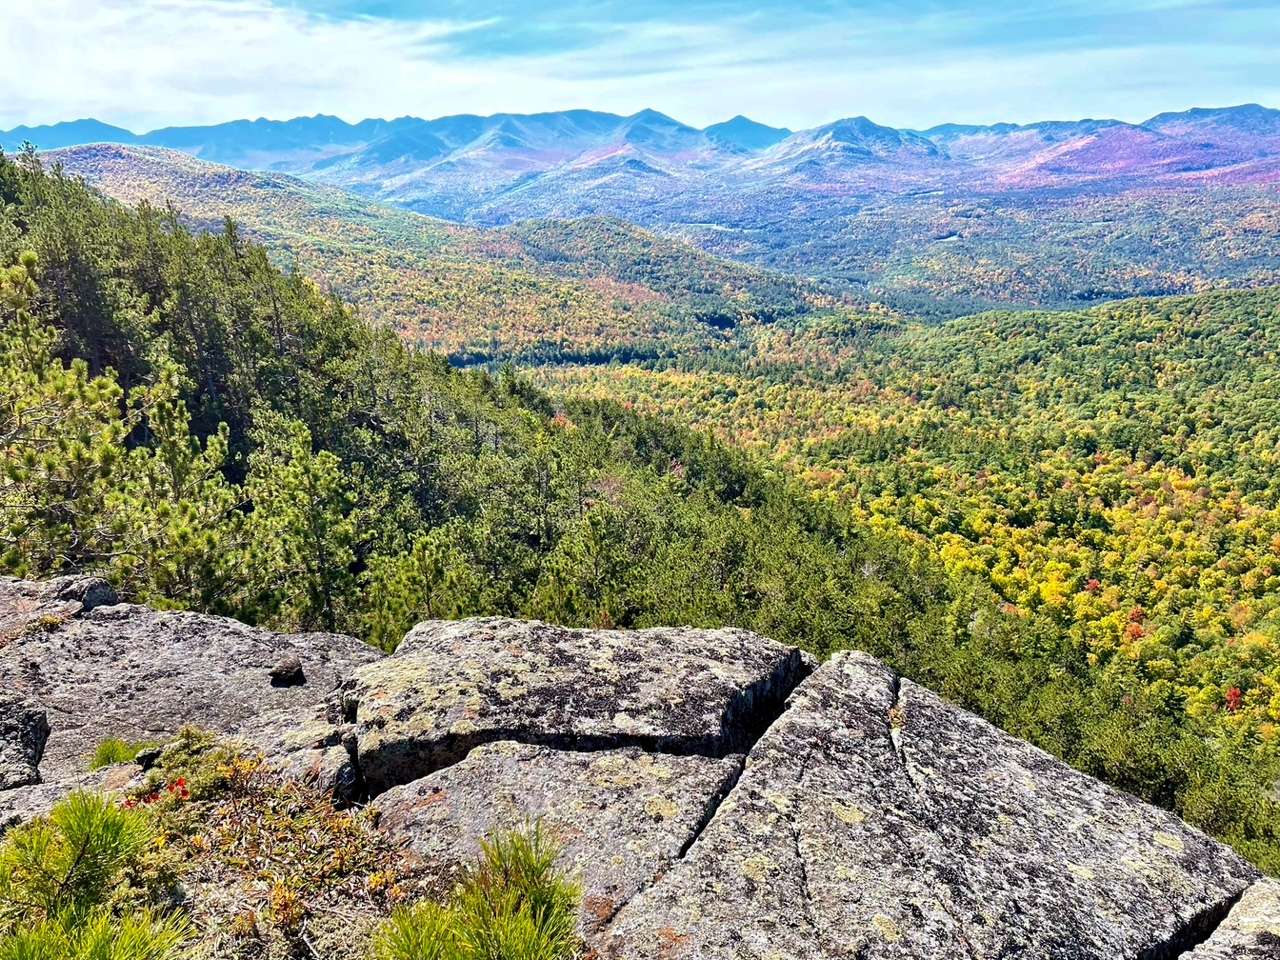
[0,593,381,789]
[1187,879,1280,958]
[603,651,1262,959]
[371,741,743,936]
[343,618,810,794]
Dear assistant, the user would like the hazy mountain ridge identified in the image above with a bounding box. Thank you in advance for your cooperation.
[18,103,1280,314]
[8,103,1279,186]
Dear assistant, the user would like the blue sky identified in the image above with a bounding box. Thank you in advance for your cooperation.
[3,0,1278,131]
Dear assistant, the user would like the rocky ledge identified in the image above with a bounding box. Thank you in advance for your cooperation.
[2,576,1278,957]
[0,575,379,825]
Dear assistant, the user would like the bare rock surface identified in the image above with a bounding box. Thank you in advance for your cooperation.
[343,617,811,793]
[0,579,382,793]
[0,696,49,789]
[1187,878,1280,958]
[1,762,143,832]
[602,651,1262,959]
[372,741,743,935]
[0,574,117,640]
[246,702,363,800]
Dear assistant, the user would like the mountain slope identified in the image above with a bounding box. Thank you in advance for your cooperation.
[50,143,845,363]
[1144,103,1280,154]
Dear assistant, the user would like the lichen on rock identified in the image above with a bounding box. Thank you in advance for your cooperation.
[3,582,1278,955]
[0,577,381,825]
[602,651,1262,959]
[0,574,116,642]
[342,617,812,794]
[371,741,743,935]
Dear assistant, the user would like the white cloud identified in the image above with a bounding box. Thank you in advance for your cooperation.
[3,0,512,128]
[1,0,1276,131]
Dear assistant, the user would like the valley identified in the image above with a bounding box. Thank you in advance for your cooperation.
[38,137,1280,786]
[542,288,1280,764]
[45,144,844,365]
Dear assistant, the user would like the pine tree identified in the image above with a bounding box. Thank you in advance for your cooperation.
[108,365,241,610]
[238,413,355,631]
[0,253,130,576]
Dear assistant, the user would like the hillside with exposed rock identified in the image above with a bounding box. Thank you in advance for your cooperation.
[3,576,1279,957]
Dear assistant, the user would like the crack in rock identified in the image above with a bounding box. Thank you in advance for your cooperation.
[784,748,821,940]
[1143,888,1246,960]
[1178,877,1280,959]
[599,653,1265,959]
[887,673,927,802]
[364,623,817,942]
[343,619,815,797]
[595,751,748,934]
[887,672,979,958]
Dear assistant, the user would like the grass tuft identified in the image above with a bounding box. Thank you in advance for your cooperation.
[89,737,161,770]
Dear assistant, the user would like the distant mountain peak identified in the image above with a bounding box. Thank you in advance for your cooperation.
[0,118,138,151]
[628,108,680,123]
[704,116,791,152]
[802,116,940,156]
[1144,103,1280,132]
[1146,103,1274,121]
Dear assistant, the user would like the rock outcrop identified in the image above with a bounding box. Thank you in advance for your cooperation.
[0,576,380,824]
[2,578,1278,955]
[601,652,1260,958]
[341,618,811,794]
[372,742,743,935]
[1188,878,1280,958]
[0,696,49,789]
[0,574,117,639]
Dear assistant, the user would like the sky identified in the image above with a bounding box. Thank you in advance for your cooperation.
[3,0,1278,132]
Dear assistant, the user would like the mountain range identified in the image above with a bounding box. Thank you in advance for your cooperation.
[8,104,1278,194]
[11,104,1280,313]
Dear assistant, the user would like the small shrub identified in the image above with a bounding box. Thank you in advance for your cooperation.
[133,727,406,948]
[369,823,581,960]
[0,791,151,922]
[371,901,459,960]
[0,792,189,959]
[90,737,161,770]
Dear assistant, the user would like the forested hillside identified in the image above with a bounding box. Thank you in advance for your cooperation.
[546,289,1280,776]
[0,147,944,668]
[47,144,850,364]
[3,149,1280,872]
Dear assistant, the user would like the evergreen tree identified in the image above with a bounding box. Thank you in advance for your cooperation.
[238,414,355,632]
